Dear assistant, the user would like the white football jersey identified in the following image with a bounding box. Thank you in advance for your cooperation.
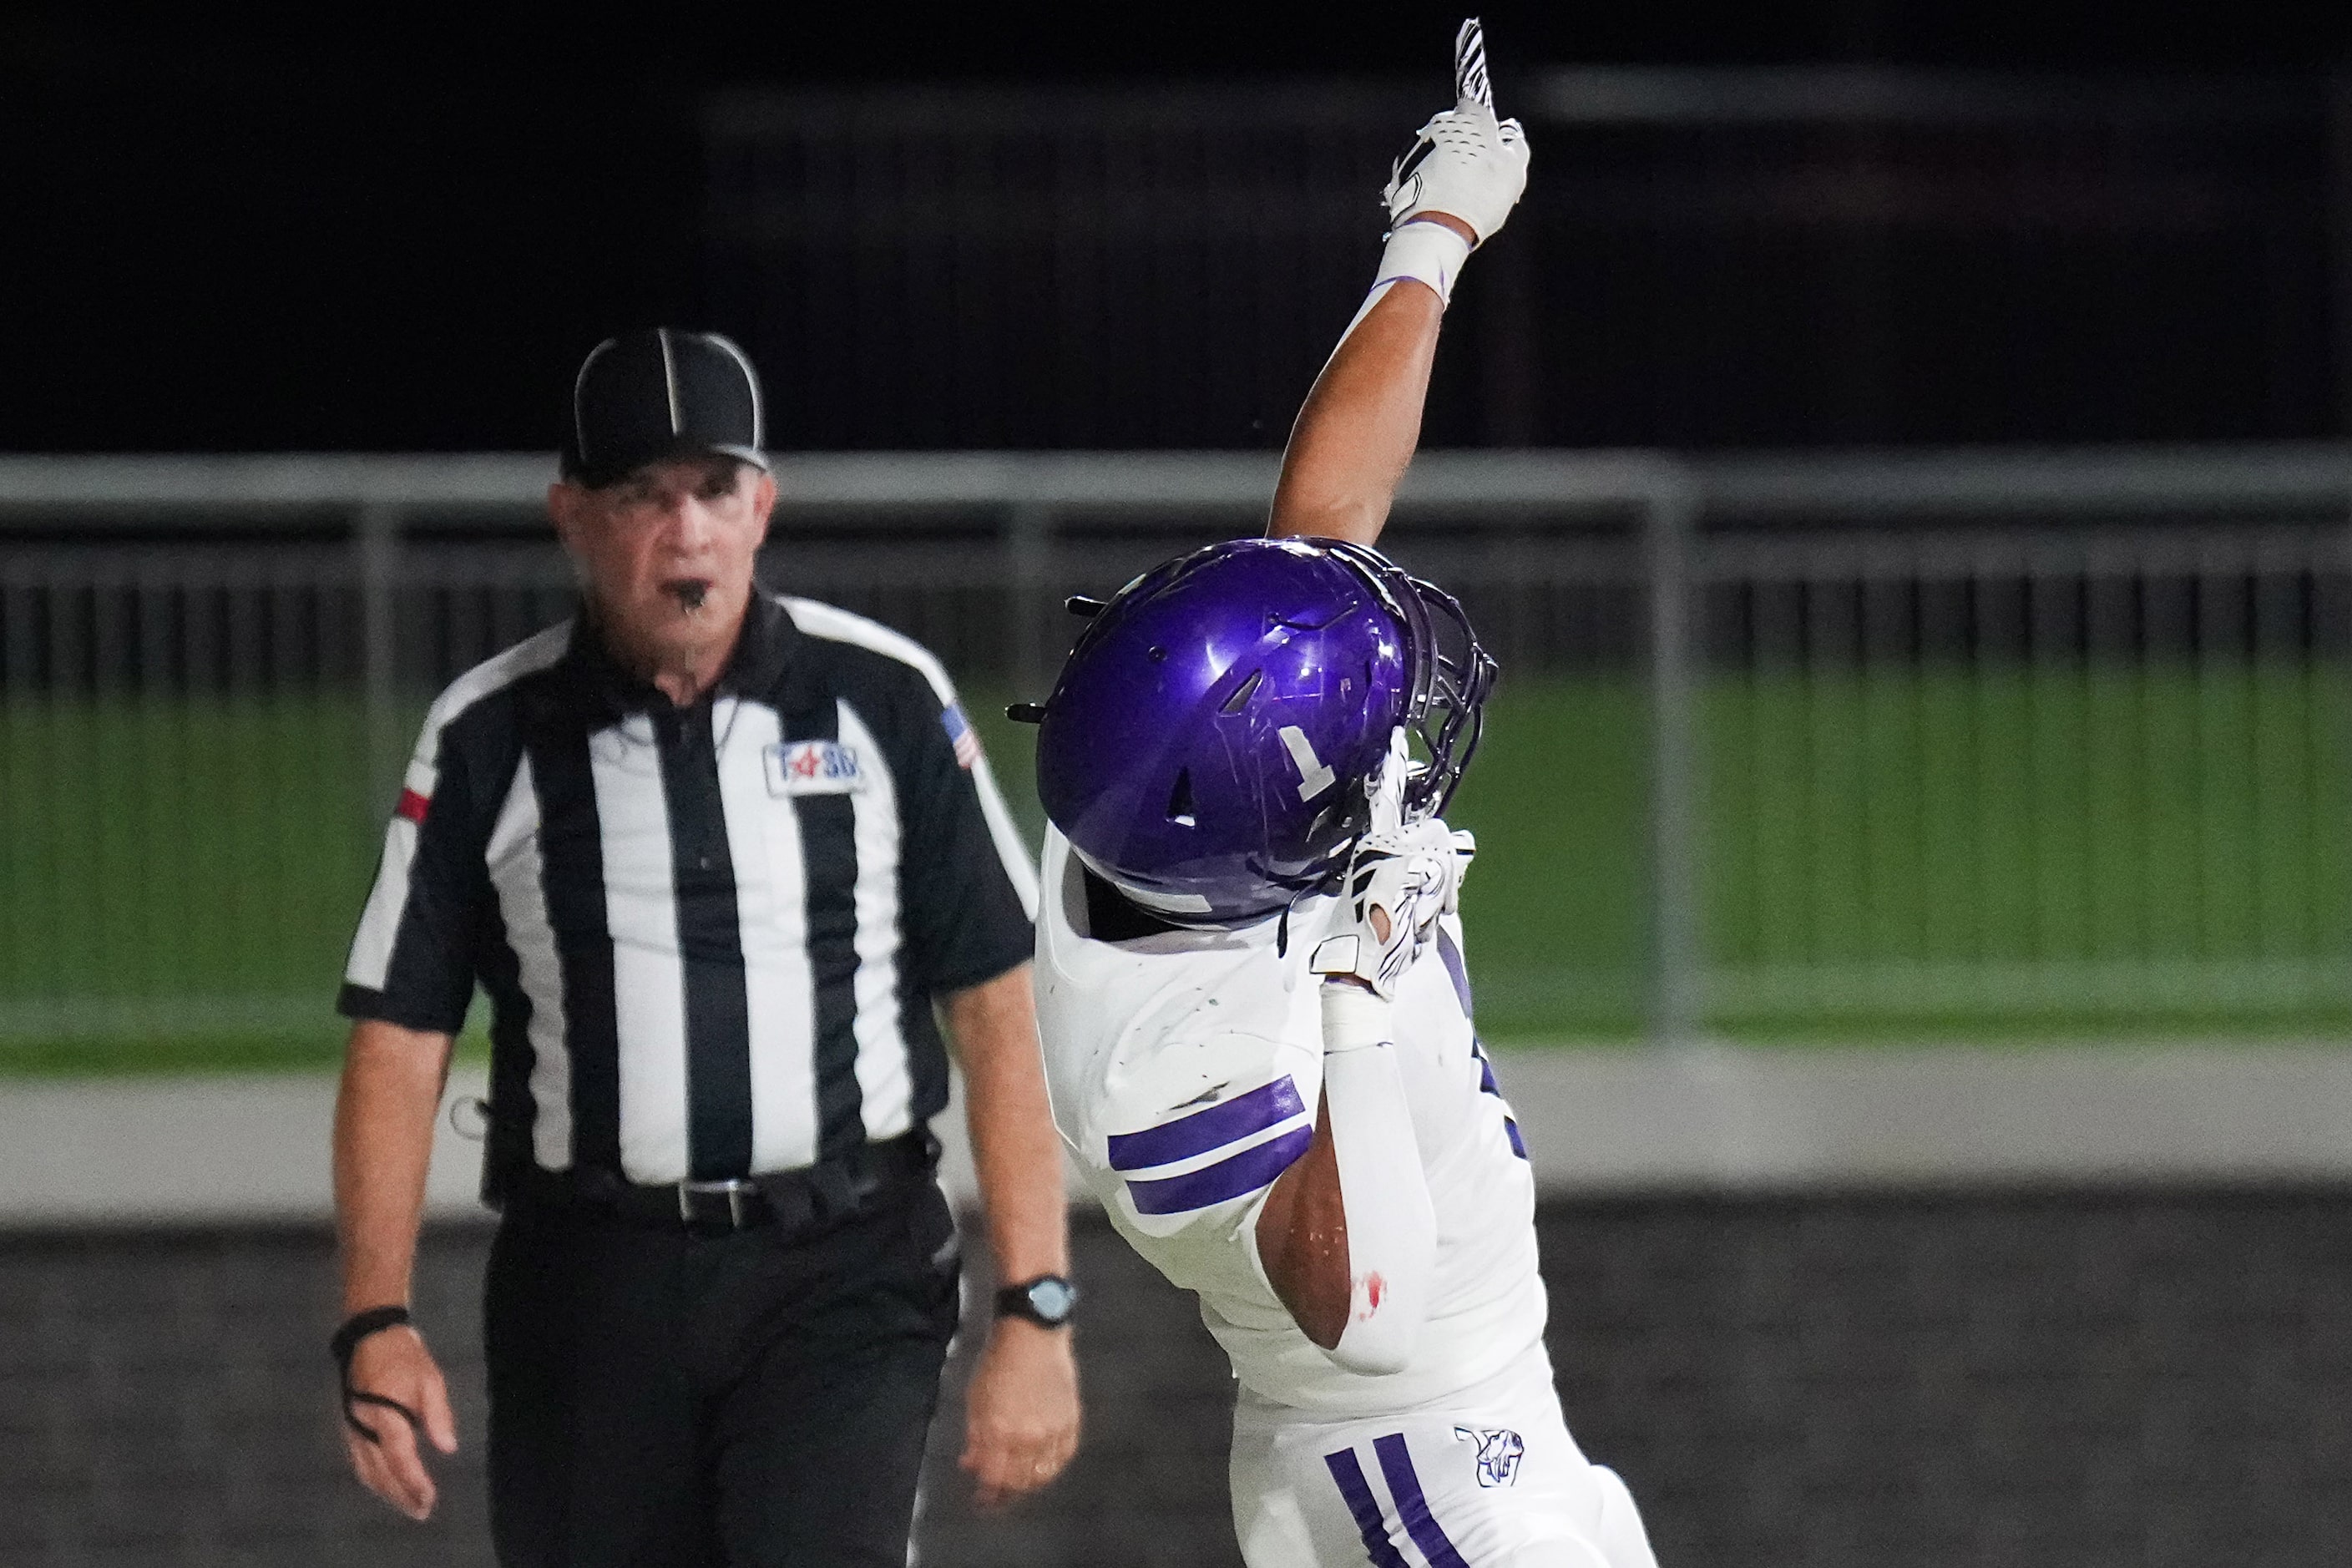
[1034,827,1547,1418]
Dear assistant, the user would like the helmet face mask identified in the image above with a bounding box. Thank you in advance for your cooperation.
[1324,539,1495,827]
[1033,537,1496,928]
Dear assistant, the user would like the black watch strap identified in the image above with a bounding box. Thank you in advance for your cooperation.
[994,1275,1079,1328]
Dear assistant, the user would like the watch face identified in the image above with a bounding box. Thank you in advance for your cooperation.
[1027,1278,1076,1322]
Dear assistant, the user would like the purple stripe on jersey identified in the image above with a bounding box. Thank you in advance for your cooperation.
[1374,1433,1472,1568]
[1505,1116,1527,1160]
[1125,1126,1312,1215]
[1323,1448,1411,1568]
[1436,926,1473,1018]
[1106,1075,1306,1172]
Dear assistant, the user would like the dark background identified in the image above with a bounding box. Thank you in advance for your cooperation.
[8,3,2352,455]
[9,1192,2348,1568]
[8,15,2352,1566]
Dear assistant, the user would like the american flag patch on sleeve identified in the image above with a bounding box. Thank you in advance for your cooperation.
[940,702,982,769]
[1106,1076,1313,1216]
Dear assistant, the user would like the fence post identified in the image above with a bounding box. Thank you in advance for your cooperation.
[1008,499,1053,699]
[357,503,402,818]
[1644,473,1703,1046]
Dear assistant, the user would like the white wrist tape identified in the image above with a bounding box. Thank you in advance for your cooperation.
[1336,220,1474,343]
[1318,983,1437,1374]
[1319,979,1393,1053]
[1374,220,1474,307]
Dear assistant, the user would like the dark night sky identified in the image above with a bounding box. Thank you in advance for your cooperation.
[6,2,2350,453]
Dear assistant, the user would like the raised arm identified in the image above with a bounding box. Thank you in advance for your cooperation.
[1267,242,1462,547]
[1267,19,1530,546]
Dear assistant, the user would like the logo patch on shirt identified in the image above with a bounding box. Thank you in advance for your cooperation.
[764,740,864,797]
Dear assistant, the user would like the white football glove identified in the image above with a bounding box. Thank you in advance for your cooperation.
[1358,727,1479,904]
[1309,817,1477,1000]
[1381,18,1530,249]
[1363,727,1413,838]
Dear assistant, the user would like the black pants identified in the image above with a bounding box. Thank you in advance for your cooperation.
[483,1176,963,1568]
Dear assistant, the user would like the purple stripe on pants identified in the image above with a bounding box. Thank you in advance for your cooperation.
[1374,1432,1471,1568]
[1323,1447,1411,1568]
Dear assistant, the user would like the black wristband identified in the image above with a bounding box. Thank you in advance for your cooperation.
[330,1304,413,1372]
[331,1306,422,1448]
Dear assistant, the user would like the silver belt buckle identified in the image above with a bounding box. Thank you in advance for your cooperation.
[678,1177,757,1228]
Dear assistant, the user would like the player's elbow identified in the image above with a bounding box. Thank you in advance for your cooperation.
[1325,1318,1421,1376]
[1326,1335,1411,1382]
[1319,1258,1433,1375]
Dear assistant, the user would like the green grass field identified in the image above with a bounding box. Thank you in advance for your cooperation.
[3,662,2347,1072]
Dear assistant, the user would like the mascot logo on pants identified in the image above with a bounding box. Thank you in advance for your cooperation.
[1454,1427,1525,1489]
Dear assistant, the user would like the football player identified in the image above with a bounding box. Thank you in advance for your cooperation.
[1017,22,1660,1568]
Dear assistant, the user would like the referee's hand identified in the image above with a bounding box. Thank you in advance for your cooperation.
[959,1318,1081,1510]
[341,1326,460,1520]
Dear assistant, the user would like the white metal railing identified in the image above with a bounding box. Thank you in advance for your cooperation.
[3,445,2349,1050]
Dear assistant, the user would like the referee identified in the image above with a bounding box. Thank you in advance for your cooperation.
[330,328,1080,1566]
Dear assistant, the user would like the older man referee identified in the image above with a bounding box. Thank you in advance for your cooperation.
[330,328,1080,1566]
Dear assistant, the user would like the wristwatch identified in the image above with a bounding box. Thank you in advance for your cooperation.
[994,1274,1079,1328]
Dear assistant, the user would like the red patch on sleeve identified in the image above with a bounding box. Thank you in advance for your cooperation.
[396,788,431,825]
[1357,1272,1387,1320]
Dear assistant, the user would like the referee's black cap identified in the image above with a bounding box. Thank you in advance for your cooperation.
[561,328,771,488]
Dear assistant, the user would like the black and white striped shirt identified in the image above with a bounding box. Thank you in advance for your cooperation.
[338,589,1037,1189]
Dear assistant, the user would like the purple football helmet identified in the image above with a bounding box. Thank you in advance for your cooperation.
[1032,537,1495,927]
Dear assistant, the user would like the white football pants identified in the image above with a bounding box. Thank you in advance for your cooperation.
[1228,1342,1657,1568]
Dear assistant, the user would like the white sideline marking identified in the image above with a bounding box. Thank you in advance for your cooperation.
[0,1065,1053,1225]
[0,1068,496,1226]
[1500,1040,2352,1192]
[3,1045,2348,1225]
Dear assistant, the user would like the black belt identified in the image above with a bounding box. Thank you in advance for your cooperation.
[501,1130,938,1237]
